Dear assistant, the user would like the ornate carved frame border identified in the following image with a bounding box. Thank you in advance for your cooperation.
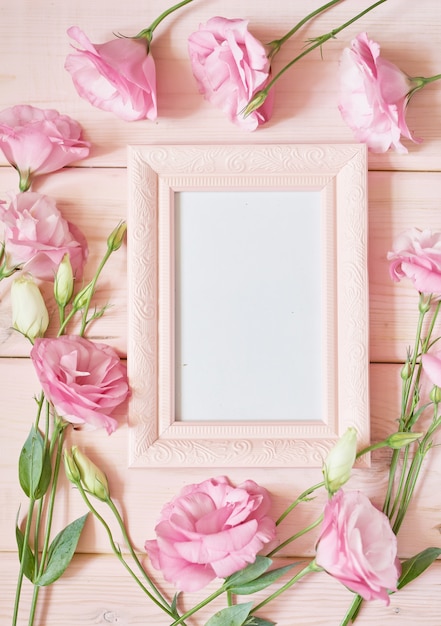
[127,144,369,468]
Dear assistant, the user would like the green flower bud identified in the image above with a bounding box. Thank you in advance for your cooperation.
[71,446,109,501]
[323,427,357,494]
[63,448,81,484]
[54,254,74,307]
[72,281,94,310]
[430,385,441,404]
[400,361,412,380]
[107,221,127,252]
[386,431,423,449]
[241,90,269,118]
[11,276,49,340]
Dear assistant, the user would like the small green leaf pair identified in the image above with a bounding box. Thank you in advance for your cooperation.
[16,514,88,586]
[204,556,302,626]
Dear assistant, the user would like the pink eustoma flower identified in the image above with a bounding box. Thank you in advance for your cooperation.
[145,476,276,592]
[422,352,441,388]
[387,228,441,295]
[65,27,157,122]
[0,105,90,191]
[188,17,274,131]
[0,192,88,281]
[338,32,419,153]
[316,490,400,604]
[30,335,129,434]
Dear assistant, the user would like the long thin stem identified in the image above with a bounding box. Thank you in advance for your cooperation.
[136,0,194,42]
[340,594,363,626]
[75,485,175,618]
[251,561,321,614]
[12,498,36,626]
[243,0,388,117]
[169,586,228,626]
[266,0,344,59]
[276,481,324,525]
[28,422,68,626]
[267,515,323,557]
[105,497,167,605]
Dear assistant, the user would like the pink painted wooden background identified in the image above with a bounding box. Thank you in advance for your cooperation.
[1,0,441,624]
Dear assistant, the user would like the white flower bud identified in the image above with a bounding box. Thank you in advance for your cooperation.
[323,427,357,494]
[11,276,49,340]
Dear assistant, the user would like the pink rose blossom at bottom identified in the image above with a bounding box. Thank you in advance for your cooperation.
[145,476,276,592]
[31,336,129,434]
[315,490,400,604]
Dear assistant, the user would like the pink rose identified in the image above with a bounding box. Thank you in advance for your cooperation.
[315,490,400,604]
[0,105,90,191]
[188,17,274,131]
[387,228,441,295]
[0,192,88,281]
[145,476,276,592]
[338,32,419,153]
[30,336,129,434]
[65,27,157,122]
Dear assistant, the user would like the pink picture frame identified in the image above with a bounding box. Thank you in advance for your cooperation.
[127,144,369,468]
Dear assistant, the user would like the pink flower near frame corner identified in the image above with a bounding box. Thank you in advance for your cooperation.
[387,228,441,295]
[315,490,400,604]
[65,26,157,122]
[0,105,90,191]
[0,192,88,281]
[338,32,419,153]
[145,476,276,592]
[30,335,129,435]
[188,16,274,131]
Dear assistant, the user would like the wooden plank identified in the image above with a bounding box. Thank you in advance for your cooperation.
[2,553,441,625]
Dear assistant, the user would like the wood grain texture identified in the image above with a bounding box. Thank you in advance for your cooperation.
[2,553,441,625]
[1,0,441,623]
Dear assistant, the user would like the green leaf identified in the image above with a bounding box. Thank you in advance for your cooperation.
[226,557,272,588]
[204,602,253,626]
[245,618,276,626]
[36,514,88,586]
[397,547,441,590]
[229,562,301,595]
[18,426,51,499]
[15,524,35,582]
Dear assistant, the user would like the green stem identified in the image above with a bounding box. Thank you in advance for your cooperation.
[266,0,344,59]
[276,481,324,525]
[267,515,323,557]
[12,497,36,626]
[169,586,228,626]
[136,0,194,43]
[75,485,175,618]
[243,0,388,117]
[105,497,167,606]
[340,594,363,626]
[251,560,321,613]
[28,422,68,626]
